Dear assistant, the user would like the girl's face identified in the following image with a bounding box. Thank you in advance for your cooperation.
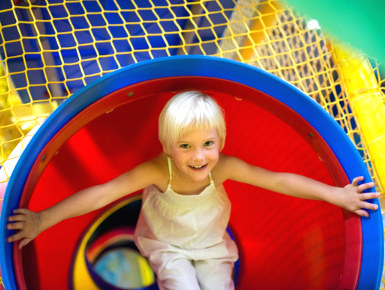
[169,128,220,183]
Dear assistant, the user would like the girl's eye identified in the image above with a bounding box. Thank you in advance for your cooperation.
[179,144,191,149]
[204,141,214,147]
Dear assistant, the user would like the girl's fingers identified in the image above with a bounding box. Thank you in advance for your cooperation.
[12,208,30,215]
[8,231,23,243]
[357,200,378,211]
[364,202,379,211]
[18,238,32,249]
[357,182,375,193]
[7,221,25,230]
[359,192,380,200]
[354,209,369,218]
[8,214,27,222]
[352,176,364,187]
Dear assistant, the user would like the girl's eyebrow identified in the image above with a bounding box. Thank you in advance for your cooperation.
[176,136,218,143]
[177,134,218,143]
[177,136,217,143]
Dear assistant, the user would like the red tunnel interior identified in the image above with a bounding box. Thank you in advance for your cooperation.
[15,77,360,289]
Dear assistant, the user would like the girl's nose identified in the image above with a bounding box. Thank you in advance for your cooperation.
[192,148,204,161]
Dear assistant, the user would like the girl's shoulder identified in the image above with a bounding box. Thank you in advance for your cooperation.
[217,153,242,168]
[212,153,242,184]
[143,153,169,188]
[143,153,168,174]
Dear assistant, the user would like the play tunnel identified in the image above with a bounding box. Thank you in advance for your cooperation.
[0,56,383,289]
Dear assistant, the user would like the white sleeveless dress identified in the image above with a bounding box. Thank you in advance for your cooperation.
[134,157,238,289]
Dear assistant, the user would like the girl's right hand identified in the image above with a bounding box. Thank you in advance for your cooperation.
[7,208,43,249]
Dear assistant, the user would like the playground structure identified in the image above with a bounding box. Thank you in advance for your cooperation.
[0,0,385,289]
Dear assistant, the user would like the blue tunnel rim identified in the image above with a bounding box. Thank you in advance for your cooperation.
[0,55,383,289]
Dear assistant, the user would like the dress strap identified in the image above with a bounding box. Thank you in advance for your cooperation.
[167,156,173,185]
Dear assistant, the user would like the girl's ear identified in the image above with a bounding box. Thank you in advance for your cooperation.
[163,145,170,156]
[218,139,224,152]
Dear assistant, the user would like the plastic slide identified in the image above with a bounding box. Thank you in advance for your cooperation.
[0,56,382,289]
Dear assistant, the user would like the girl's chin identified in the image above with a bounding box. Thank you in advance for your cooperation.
[186,168,210,181]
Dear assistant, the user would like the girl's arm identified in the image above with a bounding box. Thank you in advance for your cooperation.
[7,158,164,248]
[219,155,379,217]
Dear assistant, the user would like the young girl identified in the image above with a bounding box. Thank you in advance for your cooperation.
[7,91,379,290]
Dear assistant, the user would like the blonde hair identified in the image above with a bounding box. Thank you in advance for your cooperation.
[159,91,226,153]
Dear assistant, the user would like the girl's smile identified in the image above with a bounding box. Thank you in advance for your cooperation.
[189,164,207,170]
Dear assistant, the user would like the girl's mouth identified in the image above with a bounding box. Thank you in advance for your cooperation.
[189,164,207,170]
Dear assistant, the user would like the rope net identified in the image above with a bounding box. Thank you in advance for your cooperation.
[1,0,384,287]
